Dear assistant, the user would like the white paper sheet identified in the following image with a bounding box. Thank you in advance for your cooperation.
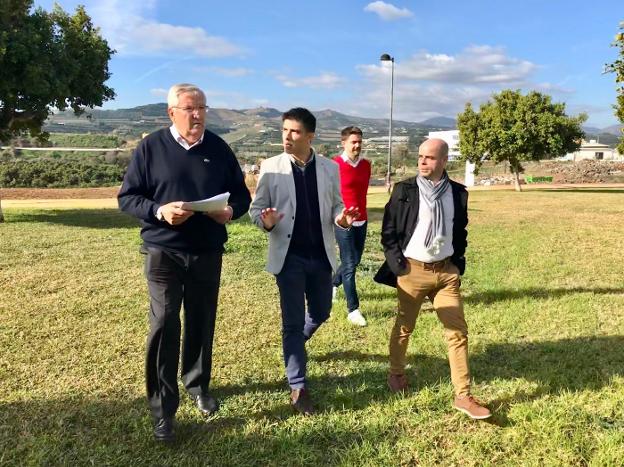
[181,192,230,212]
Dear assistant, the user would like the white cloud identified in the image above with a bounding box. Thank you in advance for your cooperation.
[201,89,269,109]
[359,46,536,85]
[88,0,242,57]
[193,67,254,77]
[275,72,345,89]
[346,45,571,122]
[364,1,413,21]
[130,22,240,57]
[534,82,574,94]
[149,88,168,97]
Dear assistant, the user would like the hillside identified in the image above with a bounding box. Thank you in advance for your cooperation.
[46,104,451,137]
[43,104,623,151]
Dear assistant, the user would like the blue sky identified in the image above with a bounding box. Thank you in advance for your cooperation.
[35,0,623,127]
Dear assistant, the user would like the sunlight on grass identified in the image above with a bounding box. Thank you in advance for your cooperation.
[1,189,623,465]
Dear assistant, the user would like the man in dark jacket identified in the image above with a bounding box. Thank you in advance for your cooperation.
[118,83,251,441]
[374,138,491,420]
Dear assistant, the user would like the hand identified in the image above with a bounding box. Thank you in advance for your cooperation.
[336,206,360,228]
[260,207,284,230]
[205,206,233,225]
[160,201,194,226]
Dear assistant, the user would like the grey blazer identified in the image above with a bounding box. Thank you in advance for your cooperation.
[249,152,344,274]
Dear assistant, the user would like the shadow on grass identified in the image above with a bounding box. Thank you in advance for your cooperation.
[6,208,139,229]
[0,370,397,465]
[531,188,624,194]
[5,209,254,230]
[366,207,385,223]
[216,366,394,415]
[2,336,621,461]
[465,286,624,305]
[316,335,624,425]
[359,285,624,305]
[317,336,624,392]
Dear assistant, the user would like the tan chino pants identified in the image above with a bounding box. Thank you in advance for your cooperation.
[389,258,471,396]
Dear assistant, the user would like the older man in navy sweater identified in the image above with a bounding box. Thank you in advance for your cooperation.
[118,83,251,442]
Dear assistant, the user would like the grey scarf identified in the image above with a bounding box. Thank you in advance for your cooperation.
[416,172,450,255]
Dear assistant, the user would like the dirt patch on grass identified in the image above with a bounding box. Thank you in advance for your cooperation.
[0,186,121,200]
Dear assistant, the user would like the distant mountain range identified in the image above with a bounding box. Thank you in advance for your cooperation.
[52,103,623,139]
[81,104,458,131]
[599,124,624,136]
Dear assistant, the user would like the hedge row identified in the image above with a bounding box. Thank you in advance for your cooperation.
[0,161,125,188]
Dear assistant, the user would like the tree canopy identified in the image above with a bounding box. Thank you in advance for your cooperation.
[457,89,586,191]
[605,21,624,154]
[0,0,115,143]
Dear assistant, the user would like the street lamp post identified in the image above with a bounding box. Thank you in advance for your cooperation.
[380,53,394,193]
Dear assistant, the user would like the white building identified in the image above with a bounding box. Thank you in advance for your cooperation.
[563,140,622,161]
[364,135,409,144]
[426,130,460,161]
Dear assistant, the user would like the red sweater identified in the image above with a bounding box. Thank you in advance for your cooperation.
[333,155,371,222]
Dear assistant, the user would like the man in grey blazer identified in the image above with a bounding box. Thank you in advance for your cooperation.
[249,107,359,415]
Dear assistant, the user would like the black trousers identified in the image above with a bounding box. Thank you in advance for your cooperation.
[143,246,222,418]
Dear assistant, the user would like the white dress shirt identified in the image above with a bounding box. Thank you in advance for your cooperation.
[169,125,204,150]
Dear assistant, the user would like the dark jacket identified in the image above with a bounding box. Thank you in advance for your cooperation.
[374,176,468,287]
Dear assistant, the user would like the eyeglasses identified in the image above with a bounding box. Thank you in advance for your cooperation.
[173,106,207,114]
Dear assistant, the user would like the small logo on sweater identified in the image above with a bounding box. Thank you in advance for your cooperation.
[203,158,210,163]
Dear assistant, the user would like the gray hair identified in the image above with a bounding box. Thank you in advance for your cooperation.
[167,83,206,108]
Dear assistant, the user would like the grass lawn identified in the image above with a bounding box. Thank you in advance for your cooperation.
[1,188,623,466]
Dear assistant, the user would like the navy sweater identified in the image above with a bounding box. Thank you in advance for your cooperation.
[118,128,251,253]
[288,159,327,263]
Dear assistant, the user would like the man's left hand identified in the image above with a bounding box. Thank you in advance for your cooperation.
[336,206,360,228]
[205,206,233,224]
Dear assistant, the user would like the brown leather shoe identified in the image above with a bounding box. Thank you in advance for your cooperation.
[453,395,492,419]
[290,388,314,416]
[387,373,408,392]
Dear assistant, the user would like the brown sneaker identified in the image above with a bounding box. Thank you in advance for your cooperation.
[290,388,314,416]
[453,395,492,419]
[387,373,408,393]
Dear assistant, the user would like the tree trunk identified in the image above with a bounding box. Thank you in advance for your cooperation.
[0,196,4,222]
[512,168,523,192]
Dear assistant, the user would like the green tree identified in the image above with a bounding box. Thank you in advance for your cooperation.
[605,21,624,154]
[316,143,330,156]
[393,145,409,169]
[457,90,586,191]
[0,0,115,221]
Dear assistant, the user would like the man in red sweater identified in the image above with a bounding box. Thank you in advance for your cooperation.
[332,126,371,326]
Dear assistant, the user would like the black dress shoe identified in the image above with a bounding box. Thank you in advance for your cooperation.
[193,394,219,415]
[290,388,314,416]
[153,417,175,442]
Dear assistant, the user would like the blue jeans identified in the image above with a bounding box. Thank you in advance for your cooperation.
[333,223,367,313]
[275,253,332,389]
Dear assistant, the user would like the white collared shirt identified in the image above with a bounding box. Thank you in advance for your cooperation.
[403,186,454,262]
[169,125,204,150]
[340,151,362,168]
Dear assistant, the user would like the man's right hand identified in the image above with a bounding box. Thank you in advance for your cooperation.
[159,202,194,226]
[260,207,284,230]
